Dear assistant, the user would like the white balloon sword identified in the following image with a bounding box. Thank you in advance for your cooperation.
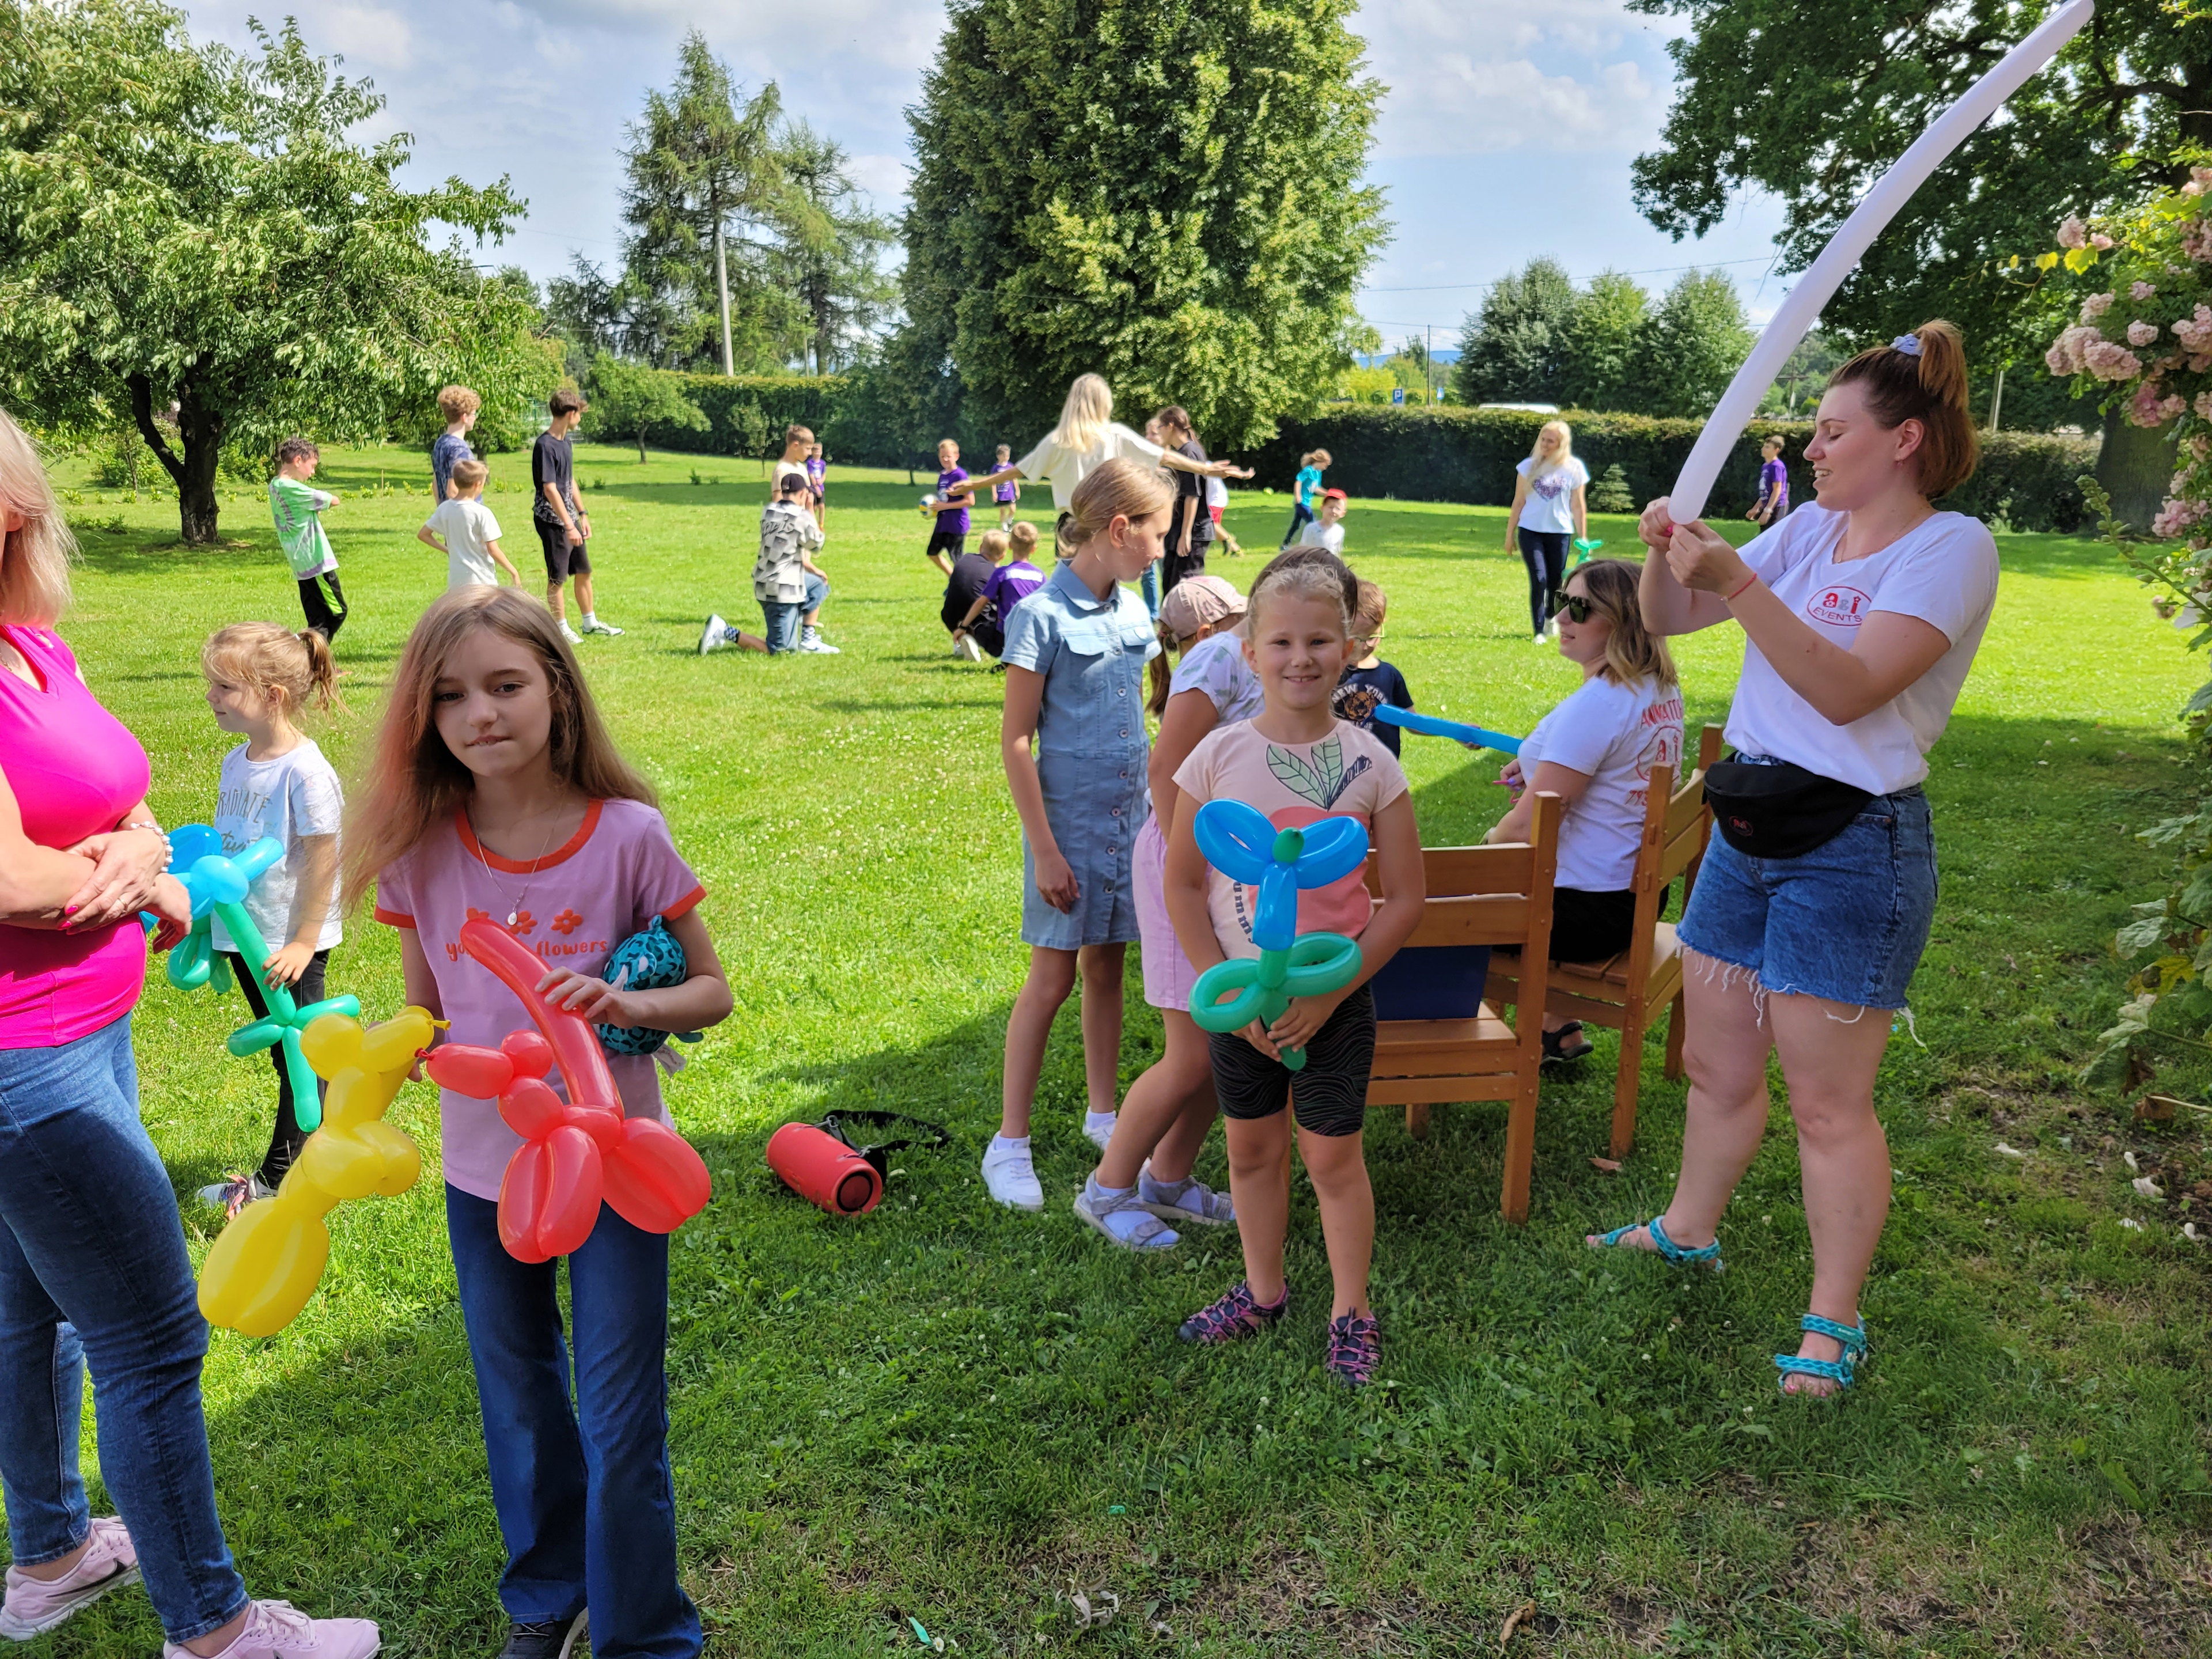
[1665,0,2097,524]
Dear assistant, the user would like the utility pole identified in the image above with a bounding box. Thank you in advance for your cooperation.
[1988,365,2005,434]
[714,211,734,377]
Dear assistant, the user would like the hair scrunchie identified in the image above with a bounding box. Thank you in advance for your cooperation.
[1891,334,1923,357]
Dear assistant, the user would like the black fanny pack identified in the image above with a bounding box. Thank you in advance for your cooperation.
[1703,756,1872,860]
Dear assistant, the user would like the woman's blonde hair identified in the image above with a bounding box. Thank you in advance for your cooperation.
[1054,455,1173,563]
[1567,558,1677,689]
[202,622,343,719]
[0,408,74,627]
[341,587,656,916]
[1053,373,1114,454]
[1527,419,1574,478]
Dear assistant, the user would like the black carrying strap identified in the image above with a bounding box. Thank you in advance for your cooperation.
[1704,755,1873,860]
[817,1111,950,1179]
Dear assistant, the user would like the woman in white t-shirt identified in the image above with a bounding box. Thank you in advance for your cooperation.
[1483,559,1683,1062]
[1502,421,1590,644]
[1594,322,1998,1400]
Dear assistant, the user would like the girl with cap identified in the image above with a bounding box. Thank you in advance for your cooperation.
[1074,573,1262,1247]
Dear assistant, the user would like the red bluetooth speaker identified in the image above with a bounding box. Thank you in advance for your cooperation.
[766,1121,884,1215]
[764,1112,947,1217]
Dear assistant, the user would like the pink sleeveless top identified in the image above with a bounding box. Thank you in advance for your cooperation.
[0,625,151,1047]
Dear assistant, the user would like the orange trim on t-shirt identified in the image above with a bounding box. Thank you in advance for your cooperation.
[374,906,416,929]
[454,798,605,873]
[660,885,706,922]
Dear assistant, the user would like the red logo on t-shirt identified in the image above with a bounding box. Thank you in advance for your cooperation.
[1806,585,1872,627]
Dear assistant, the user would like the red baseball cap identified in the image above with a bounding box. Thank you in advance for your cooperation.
[1319,488,1348,501]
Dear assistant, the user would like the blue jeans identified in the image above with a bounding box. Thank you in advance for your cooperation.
[1679,774,1937,1010]
[0,1015,248,1641]
[757,571,828,654]
[446,1187,700,1658]
[1138,562,1159,620]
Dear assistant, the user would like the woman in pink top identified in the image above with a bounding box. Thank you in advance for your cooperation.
[0,405,379,1654]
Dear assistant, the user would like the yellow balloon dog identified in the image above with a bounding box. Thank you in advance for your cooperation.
[199,1007,440,1337]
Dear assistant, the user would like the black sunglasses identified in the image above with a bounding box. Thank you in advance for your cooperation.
[1560,594,1599,623]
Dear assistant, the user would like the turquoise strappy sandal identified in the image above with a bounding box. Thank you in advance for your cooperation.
[1774,1314,1869,1395]
[1586,1214,1724,1271]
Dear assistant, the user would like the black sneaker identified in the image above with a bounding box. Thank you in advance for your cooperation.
[499,1611,588,1659]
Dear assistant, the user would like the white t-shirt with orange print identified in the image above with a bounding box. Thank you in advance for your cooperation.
[1174,719,1408,960]
[373,797,706,1202]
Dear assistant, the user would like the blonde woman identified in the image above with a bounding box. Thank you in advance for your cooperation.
[0,406,378,1649]
[1483,559,1683,1060]
[1502,420,1590,643]
[961,374,1251,512]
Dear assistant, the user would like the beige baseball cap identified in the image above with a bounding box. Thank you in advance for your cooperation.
[1160,574,1245,639]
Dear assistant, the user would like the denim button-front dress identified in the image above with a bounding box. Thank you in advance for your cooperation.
[1001,560,1160,949]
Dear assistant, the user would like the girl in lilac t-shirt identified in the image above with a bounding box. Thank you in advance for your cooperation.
[346,586,733,1654]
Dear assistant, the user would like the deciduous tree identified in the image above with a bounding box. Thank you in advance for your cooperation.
[0,0,547,543]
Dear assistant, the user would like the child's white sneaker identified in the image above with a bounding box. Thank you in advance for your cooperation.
[581,615,624,636]
[981,1135,1043,1211]
[954,634,983,662]
[1082,1109,1118,1151]
[558,619,584,645]
[798,627,840,654]
[699,614,729,654]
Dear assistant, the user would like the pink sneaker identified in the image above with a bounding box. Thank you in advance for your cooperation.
[0,1516,141,1638]
[162,1601,381,1659]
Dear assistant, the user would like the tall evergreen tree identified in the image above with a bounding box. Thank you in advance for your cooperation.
[1558,270,1649,412]
[620,31,789,374]
[1452,259,1577,404]
[771,122,898,374]
[902,0,1386,447]
[1633,269,1756,418]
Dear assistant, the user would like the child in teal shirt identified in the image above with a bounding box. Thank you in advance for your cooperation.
[1282,447,1331,550]
[268,436,347,642]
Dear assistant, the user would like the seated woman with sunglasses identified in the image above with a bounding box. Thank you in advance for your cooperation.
[1482,559,1684,1062]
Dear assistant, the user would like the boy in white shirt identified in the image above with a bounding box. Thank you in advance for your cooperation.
[1298,488,1349,556]
[417,459,520,589]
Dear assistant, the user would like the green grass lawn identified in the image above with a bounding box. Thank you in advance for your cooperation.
[28,442,2212,1656]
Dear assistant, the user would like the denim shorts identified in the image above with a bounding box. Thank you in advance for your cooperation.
[1677,770,1937,1010]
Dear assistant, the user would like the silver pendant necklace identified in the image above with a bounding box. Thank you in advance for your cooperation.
[467,805,561,927]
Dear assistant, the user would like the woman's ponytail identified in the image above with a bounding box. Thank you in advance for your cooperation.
[1828,319,1979,498]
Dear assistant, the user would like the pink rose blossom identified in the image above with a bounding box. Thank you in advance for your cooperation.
[2085,339,2145,381]
[2185,220,2212,263]
[2046,324,2100,375]
[2166,395,2189,421]
[2057,216,2088,248]
[2192,354,2212,374]
[2195,396,2212,425]
[2188,167,2212,198]
[2130,320,2161,346]
[2091,233,2115,251]
[2081,292,2114,321]
[2173,305,2212,352]
[2134,281,2159,301]
[2131,384,2171,427]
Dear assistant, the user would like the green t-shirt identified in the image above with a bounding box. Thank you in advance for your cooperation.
[268,476,337,578]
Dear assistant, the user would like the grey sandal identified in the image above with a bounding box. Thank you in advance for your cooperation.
[1072,1181,1181,1251]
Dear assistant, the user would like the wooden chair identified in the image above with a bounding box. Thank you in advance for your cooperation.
[1483,724,1724,1160]
[1362,792,1560,1225]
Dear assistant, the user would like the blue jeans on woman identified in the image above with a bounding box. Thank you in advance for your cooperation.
[0,1014,249,1642]
[758,570,828,654]
[446,1186,700,1659]
[1138,562,1160,620]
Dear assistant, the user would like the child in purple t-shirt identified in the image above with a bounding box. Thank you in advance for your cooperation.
[950,522,1046,663]
[1750,434,1790,527]
[991,442,1020,529]
[919,437,971,577]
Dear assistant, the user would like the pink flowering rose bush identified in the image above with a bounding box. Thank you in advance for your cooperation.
[2044,170,2212,548]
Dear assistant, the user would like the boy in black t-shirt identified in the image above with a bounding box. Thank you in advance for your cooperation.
[941,531,999,662]
[532,389,622,642]
[1331,578,1414,756]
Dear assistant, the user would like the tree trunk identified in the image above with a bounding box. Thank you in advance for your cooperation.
[714,215,734,378]
[2096,405,2181,535]
[129,368,225,544]
[637,427,648,463]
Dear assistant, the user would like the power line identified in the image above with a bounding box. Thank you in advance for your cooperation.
[1360,254,1781,294]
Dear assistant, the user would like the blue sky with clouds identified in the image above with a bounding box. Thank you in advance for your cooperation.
[183,0,1790,349]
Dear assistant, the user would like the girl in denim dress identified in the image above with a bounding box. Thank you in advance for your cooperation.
[982,458,1173,1210]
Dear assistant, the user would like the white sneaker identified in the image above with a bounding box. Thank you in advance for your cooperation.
[1532,632,1548,645]
[982,1135,1043,1211]
[798,628,840,654]
[1083,1109,1118,1150]
[699,614,728,654]
[954,634,983,663]
[558,620,584,644]
[581,616,624,636]
[161,1600,380,1659]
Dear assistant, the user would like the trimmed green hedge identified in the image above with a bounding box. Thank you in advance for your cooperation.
[1243,406,2099,532]
[579,368,856,461]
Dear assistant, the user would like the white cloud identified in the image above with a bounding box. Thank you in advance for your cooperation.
[312,4,415,70]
